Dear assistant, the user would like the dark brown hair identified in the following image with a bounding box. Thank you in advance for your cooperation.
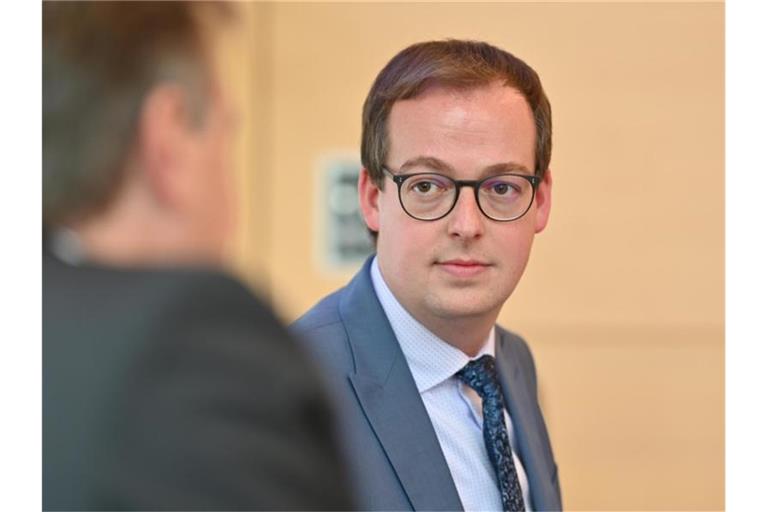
[43,1,231,227]
[361,39,552,187]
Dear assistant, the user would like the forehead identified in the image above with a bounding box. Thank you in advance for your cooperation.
[387,82,536,174]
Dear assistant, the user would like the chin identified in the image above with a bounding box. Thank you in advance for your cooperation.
[426,293,505,321]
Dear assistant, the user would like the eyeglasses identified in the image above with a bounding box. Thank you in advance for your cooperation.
[381,166,541,222]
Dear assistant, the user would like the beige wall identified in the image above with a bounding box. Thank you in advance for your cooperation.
[211,3,275,292]
[224,2,724,510]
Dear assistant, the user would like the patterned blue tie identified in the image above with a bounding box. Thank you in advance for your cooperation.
[457,355,525,512]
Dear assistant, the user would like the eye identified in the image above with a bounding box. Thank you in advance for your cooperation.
[492,183,511,195]
[482,179,521,196]
[407,176,451,195]
[414,181,435,193]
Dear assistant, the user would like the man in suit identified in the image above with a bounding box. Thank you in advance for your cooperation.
[43,2,351,510]
[293,40,561,511]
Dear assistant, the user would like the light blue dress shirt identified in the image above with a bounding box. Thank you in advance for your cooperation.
[370,257,532,511]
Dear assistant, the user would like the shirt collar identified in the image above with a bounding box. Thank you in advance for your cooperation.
[370,256,496,393]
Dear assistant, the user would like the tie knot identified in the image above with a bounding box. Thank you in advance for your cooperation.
[456,354,502,400]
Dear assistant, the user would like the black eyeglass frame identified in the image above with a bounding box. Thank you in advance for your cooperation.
[381,166,541,222]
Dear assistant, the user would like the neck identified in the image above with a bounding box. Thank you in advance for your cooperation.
[65,192,224,269]
[416,310,498,357]
[72,218,205,268]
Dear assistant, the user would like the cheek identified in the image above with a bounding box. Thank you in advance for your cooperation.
[383,229,439,282]
[375,192,401,238]
[499,228,536,278]
[378,204,435,260]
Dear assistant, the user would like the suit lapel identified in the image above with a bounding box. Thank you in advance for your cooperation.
[340,259,463,511]
[495,331,559,511]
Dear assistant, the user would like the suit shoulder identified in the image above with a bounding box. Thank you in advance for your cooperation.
[125,269,295,354]
[290,288,354,373]
[45,254,268,318]
[497,325,534,357]
[292,287,345,332]
[147,269,274,321]
[45,258,301,365]
[497,325,538,385]
[132,266,261,308]
[143,270,303,359]
[134,267,284,330]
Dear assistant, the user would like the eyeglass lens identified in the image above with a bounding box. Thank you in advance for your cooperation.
[399,173,534,221]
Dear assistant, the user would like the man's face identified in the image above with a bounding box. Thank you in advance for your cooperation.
[360,82,552,330]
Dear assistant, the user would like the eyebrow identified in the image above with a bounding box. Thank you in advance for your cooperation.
[398,156,532,176]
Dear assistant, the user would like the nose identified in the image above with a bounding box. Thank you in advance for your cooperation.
[447,187,485,240]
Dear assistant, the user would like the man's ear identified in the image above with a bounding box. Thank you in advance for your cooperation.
[134,84,193,208]
[534,167,553,234]
[358,168,381,233]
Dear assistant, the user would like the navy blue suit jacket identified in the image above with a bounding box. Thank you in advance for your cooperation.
[293,257,562,511]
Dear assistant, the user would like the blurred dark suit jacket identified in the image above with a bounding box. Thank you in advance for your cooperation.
[43,248,352,511]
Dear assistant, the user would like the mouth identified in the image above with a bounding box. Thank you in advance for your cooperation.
[435,259,492,278]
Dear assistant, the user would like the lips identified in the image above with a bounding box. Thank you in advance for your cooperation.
[436,259,491,278]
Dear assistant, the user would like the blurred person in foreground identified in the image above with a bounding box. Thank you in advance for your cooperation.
[293,40,561,511]
[42,2,351,510]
